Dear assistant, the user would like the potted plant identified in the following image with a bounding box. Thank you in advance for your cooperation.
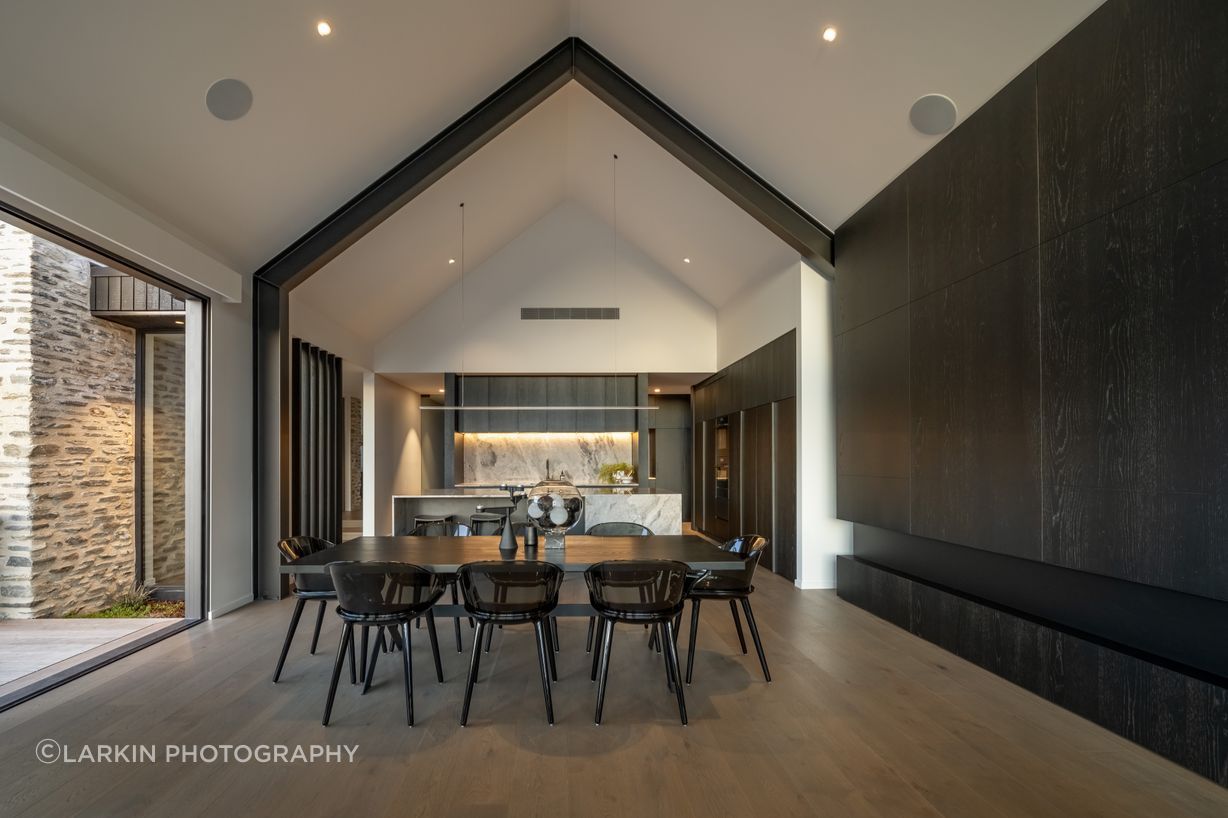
[598,462,637,485]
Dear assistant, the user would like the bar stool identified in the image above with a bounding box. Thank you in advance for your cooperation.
[457,561,564,725]
[273,536,355,684]
[584,559,691,725]
[469,512,506,535]
[584,522,653,653]
[410,522,472,651]
[322,561,446,727]
[413,514,456,532]
[684,535,771,684]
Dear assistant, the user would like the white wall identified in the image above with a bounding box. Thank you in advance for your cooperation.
[207,289,255,616]
[290,292,375,370]
[716,261,803,368]
[715,261,850,589]
[363,373,423,535]
[794,263,850,589]
[375,201,717,374]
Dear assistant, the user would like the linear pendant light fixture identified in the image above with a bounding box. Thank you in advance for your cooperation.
[420,193,655,411]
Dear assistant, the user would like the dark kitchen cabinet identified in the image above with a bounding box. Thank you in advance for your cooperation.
[742,403,775,568]
[517,376,549,432]
[773,397,797,581]
[576,376,605,431]
[487,376,518,432]
[458,375,488,432]
[605,376,636,431]
[547,376,577,431]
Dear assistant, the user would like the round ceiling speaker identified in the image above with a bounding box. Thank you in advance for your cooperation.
[205,78,253,121]
[909,94,957,136]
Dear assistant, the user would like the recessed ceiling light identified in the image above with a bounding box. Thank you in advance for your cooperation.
[448,258,456,264]
[174,319,185,325]
[316,20,333,36]
[437,388,445,393]
[683,257,691,264]
[653,387,662,393]
[822,26,838,43]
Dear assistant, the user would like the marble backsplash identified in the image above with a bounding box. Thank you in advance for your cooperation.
[462,432,634,485]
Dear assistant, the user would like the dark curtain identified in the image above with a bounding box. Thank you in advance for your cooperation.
[291,339,343,544]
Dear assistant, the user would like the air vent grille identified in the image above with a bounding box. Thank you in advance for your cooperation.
[521,307,619,320]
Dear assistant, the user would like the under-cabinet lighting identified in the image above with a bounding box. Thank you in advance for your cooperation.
[420,405,658,411]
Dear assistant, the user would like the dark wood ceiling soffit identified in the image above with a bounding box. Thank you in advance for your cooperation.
[253,37,833,291]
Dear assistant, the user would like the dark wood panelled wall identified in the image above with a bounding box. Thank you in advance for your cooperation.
[834,0,1228,785]
[693,331,796,579]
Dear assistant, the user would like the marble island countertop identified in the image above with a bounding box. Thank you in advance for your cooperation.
[395,486,674,498]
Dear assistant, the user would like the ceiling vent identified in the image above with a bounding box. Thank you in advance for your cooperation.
[521,307,620,320]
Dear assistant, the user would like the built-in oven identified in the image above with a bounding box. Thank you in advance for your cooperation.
[714,415,730,519]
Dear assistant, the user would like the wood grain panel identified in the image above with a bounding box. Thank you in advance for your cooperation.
[835,307,910,482]
[908,67,1039,298]
[833,176,908,334]
[1037,0,1228,240]
[773,397,797,580]
[837,555,1228,786]
[910,250,1041,559]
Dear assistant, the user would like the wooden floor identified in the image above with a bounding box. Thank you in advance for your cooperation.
[0,619,180,690]
[0,573,1224,817]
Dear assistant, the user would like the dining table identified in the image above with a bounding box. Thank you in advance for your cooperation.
[279,534,744,617]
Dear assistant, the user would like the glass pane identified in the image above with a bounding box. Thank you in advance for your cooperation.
[142,333,186,587]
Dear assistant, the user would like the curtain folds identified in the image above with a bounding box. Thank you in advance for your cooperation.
[291,338,342,543]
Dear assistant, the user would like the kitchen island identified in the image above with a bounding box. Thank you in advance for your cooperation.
[391,487,682,536]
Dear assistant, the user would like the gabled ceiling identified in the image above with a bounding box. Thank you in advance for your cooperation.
[292,82,800,345]
[0,0,1104,275]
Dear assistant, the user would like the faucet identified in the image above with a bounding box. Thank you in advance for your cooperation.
[545,459,551,479]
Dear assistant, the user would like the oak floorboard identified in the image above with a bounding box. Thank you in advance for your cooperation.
[1,575,1226,816]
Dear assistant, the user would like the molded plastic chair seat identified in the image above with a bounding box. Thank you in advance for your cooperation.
[468,513,506,535]
[322,561,446,727]
[682,535,771,685]
[583,522,653,652]
[457,561,564,725]
[409,521,472,652]
[584,559,691,725]
[272,536,342,684]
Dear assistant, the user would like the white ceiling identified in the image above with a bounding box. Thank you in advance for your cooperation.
[292,82,799,345]
[0,0,1103,274]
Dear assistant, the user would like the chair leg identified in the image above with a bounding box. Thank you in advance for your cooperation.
[533,621,555,725]
[399,621,415,726]
[594,619,615,726]
[322,622,352,726]
[649,625,661,653]
[660,623,675,692]
[451,581,463,653]
[740,597,771,683]
[348,623,357,685]
[542,617,558,682]
[426,611,444,683]
[729,599,747,654]
[585,616,596,653]
[590,617,606,682]
[550,616,560,652]
[362,627,383,694]
[484,619,495,653]
[461,622,486,725]
[272,597,307,683]
[686,598,701,685]
[360,626,369,683]
[664,620,688,725]
[309,599,327,655]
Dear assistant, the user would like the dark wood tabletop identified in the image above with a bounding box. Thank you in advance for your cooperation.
[279,535,742,574]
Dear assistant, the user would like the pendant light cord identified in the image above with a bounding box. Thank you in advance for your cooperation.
[459,201,466,408]
[612,153,619,376]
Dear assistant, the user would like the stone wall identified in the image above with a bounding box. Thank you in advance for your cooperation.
[349,397,362,511]
[143,334,185,586]
[0,222,137,618]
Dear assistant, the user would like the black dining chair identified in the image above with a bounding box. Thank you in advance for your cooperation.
[584,522,653,653]
[273,536,354,684]
[322,561,446,726]
[683,535,771,684]
[585,559,691,725]
[457,561,564,725]
[410,521,473,652]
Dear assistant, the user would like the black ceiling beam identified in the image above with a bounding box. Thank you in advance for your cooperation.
[571,38,833,272]
[254,40,574,290]
[255,37,833,291]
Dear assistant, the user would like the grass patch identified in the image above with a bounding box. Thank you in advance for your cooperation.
[70,586,185,619]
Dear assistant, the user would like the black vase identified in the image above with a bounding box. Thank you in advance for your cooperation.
[498,522,518,553]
